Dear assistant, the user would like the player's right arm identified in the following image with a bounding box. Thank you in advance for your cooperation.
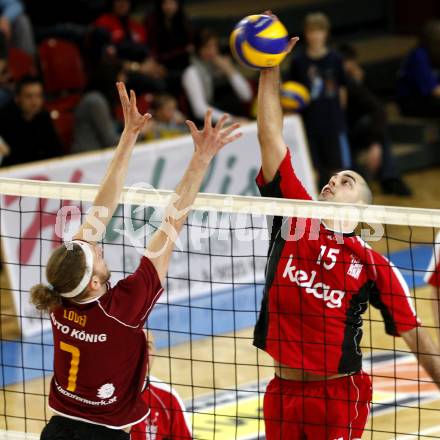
[257,64,292,183]
[73,83,151,244]
[145,110,241,283]
[256,38,312,201]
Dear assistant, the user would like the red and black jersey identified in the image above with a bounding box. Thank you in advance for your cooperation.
[425,232,440,287]
[130,376,192,440]
[253,149,420,375]
[49,257,163,429]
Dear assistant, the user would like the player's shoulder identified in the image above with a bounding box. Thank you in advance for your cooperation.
[350,235,385,262]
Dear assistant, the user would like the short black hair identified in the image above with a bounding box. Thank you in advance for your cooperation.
[16,75,43,95]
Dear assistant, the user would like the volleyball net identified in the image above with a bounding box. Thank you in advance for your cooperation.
[0,177,439,439]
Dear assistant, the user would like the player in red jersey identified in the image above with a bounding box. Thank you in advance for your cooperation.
[30,82,241,440]
[426,231,440,343]
[130,331,192,440]
[254,14,440,440]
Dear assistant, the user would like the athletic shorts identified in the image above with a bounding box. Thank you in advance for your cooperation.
[40,416,130,440]
[263,371,372,440]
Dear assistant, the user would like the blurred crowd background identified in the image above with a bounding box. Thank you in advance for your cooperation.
[0,0,439,198]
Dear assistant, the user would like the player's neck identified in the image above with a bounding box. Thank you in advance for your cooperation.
[322,218,356,234]
[72,284,107,304]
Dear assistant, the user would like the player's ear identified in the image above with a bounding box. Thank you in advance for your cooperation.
[89,274,101,290]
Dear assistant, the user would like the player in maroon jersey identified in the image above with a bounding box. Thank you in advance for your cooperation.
[30,82,242,440]
[254,14,440,440]
[130,331,192,440]
[426,232,440,344]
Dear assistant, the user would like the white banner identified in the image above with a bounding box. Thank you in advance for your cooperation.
[0,116,315,337]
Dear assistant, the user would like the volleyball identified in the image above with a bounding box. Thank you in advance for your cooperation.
[230,14,289,69]
[280,81,311,111]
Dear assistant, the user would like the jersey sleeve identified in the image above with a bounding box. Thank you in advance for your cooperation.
[369,252,421,336]
[101,257,163,327]
[425,233,440,287]
[170,389,193,438]
[255,148,312,201]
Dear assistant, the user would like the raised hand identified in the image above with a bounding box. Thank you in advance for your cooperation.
[262,10,299,56]
[185,110,242,162]
[116,82,152,134]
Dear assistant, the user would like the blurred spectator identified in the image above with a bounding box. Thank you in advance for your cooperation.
[72,60,124,153]
[340,44,411,196]
[182,28,252,124]
[145,0,192,87]
[0,0,35,56]
[144,94,187,141]
[0,32,13,109]
[397,20,440,117]
[95,0,147,61]
[94,0,167,94]
[288,12,350,189]
[0,76,63,166]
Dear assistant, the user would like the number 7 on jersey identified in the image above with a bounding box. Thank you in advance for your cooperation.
[60,341,80,392]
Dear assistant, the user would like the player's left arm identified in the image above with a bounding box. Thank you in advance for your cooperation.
[145,110,241,283]
[425,232,440,345]
[73,83,151,243]
[401,327,440,389]
[369,252,420,336]
[369,251,440,387]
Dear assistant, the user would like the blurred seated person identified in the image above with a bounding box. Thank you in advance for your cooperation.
[182,28,252,124]
[94,0,167,94]
[0,0,35,56]
[397,20,440,117]
[72,59,124,153]
[340,44,411,196]
[144,94,187,141]
[0,76,63,166]
[145,0,192,91]
[0,32,13,109]
[130,330,192,440]
[95,0,146,60]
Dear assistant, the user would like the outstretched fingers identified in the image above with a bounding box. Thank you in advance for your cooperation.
[215,113,229,132]
[286,37,300,54]
[142,113,152,124]
[221,132,243,146]
[204,109,213,130]
[129,89,137,110]
[117,82,130,117]
[220,122,240,139]
[185,119,199,138]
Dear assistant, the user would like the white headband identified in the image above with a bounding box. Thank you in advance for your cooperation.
[60,241,94,299]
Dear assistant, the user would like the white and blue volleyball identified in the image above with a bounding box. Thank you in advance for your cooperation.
[230,14,289,69]
[280,81,311,112]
